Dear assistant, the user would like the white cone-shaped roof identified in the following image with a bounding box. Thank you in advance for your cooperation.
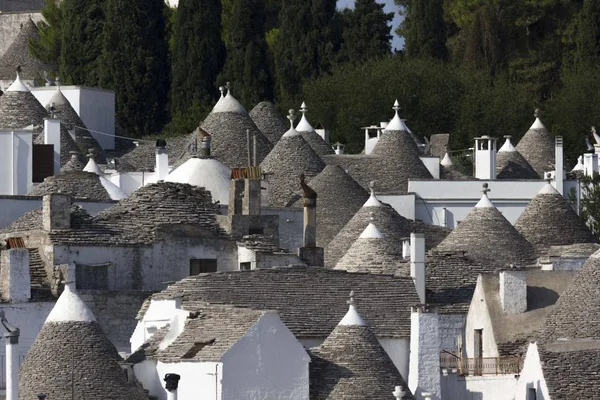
[359,222,384,239]
[530,117,546,130]
[83,157,103,174]
[282,110,301,138]
[499,137,517,152]
[538,182,559,195]
[6,72,29,92]
[99,176,128,200]
[363,188,382,207]
[475,192,494,208]
[46,284,96,323]
[441,153,454,167]
[296,102,314,132]
[338,296,366,326]
[165,157,231,204]
[572,156,584,172]
[211,90,246,114]
[385,100,404,131]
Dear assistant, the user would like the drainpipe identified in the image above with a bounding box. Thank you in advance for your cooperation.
[0,311,19,400]
[164,373,181,400]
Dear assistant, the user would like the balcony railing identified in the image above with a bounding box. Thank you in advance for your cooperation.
[440,351,521,376]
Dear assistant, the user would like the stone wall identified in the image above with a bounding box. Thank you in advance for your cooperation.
[0,13,43,59]
[439,314,466,351]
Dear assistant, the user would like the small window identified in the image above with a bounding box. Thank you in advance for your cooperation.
[528,388,537,400]
[75,263,109,290]
[190,259,217,275]
[249,227,264,235]
[240,262,251,271]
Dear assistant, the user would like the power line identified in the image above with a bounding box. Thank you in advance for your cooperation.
[71,125,156,143]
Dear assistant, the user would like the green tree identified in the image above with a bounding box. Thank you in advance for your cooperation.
[28,0,63,69]
[575,0,600,68]
[275,0,338,106]
[338,0,393,64]
[60,0,106,86]
[222,0,273,107]
[399,0,448,60]
[99,0,170,137]
[570,174,600,241]
[171,0,226,119]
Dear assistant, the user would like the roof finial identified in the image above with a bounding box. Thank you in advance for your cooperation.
[545,172,552,184]
[226,81,232,94]
[300,101,308,114]
[369,211,375,222]
[393,386,406,400]
[534,108,541,118]
[55,76,61,89]
[347,290,355,306]
[48,102,60,119]
[393,99,400,112]
[592,126,596,136]
[287,109,297,129]
[369,180,376,195]
[481,183,490,195]
[218,86,225,98]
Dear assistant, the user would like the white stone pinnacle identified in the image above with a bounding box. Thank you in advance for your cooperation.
[475,193,494,208]
[363,188,382,207]
[339,291,366,326]
[498,137,516,153]
[7,72,29,92]
[360,222,384,239]
[46,283,96,323]
[530,117,546,131]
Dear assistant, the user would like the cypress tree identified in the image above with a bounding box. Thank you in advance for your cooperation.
[575,0,600,68]
[223,0,273,107]
[402,0,448,61]
[171,0,226,119]
[99,0,170,137]
[275,0,338,106]
[29,0,63,69]
[60,0,106,86]
[339,0,393,64]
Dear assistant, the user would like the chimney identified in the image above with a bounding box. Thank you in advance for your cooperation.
[243,178,261,216]
[584,152,598,177]
[200,135,211,158]
[499,270,527,314]
[297,174,324,266]
[554,136,564,195]
[474,136,497,180]
[0,310,20,400]
[409,305,441,400]
[164,373,181,400]
[410,233,426,304]
[402,238,410,260]
[1,249,30,303]
[155,139,168,181]
[44,118,61,175]
[228,179,244,215]
[42,193,71,231]
[333,142,345,155]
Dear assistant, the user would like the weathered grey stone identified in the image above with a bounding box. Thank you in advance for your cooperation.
[249,101,287,144]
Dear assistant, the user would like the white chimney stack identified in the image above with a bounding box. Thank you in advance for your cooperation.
[164,373,180,400]
[402,238,411,260]
[155,139,169,181]
[554,136,564,195]
[409,306,441,400]
[499,270,527,314]
[474,136,497,180]
[410,233,426,304]
[584,152,598,177]
[44,118,61,175]
[1,249,30,303]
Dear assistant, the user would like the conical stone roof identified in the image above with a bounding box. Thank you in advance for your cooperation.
[0,72,48,129]
[324,189,450,268]
[33,124,86,168]
[516,111,555,177]
[435,184,536,266]
[309,294,414,400]
[540,249,600,342]
[295,165,368,247]
[46,86,106,164]
[515,183,596,252]
[0,19,51,81]
[295,102,334,156]
[18,285,148,400]
[261,113,326,207]
[334,223,409,275]
[249,101,288,144]
[29,171,114,201]
[496,136,539,179]
[198,89,273,168]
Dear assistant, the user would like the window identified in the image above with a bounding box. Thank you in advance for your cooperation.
[528,388,537,400]
[249,227,264,235]
[190,259,217,275]
[240,262,251,271]
[75,263,109,290]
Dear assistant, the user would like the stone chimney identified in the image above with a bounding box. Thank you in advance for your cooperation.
[409,305,441,400]
[44,118,61,175]
[243,178,261,215]
[333,142,345,155]
[499,270,527,314]
[200,135,211,158]
[554,136,564,195]
[474,136,497,180]
[155,139,168,181]
[164,373,181,400]
[297,174,324,266]
[1,249,30,303]
[410,233,426,304]
[42,193,71,231]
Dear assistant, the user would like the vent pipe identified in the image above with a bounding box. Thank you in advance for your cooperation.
[164,373,181,400]
[0,310,19,400]
[155,139,168,181]
[554,136,564,195]
[200,136,211,158]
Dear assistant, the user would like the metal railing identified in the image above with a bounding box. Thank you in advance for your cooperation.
[0,355,26,389]
[440,351,521,376]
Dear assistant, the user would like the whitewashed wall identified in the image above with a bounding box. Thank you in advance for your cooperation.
[514,343,549,400]
[441,373,518,400]
[154,361,222,400]
[130,299,184,353]
[0,131,32,195]
[465,278,498,358]
[221,312,309,400]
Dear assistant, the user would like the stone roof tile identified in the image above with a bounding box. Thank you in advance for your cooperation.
[0,19,51,80]
[249,101,287,144]
[28,171,113,201]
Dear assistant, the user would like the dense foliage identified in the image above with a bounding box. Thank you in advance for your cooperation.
[28,0,62,71]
